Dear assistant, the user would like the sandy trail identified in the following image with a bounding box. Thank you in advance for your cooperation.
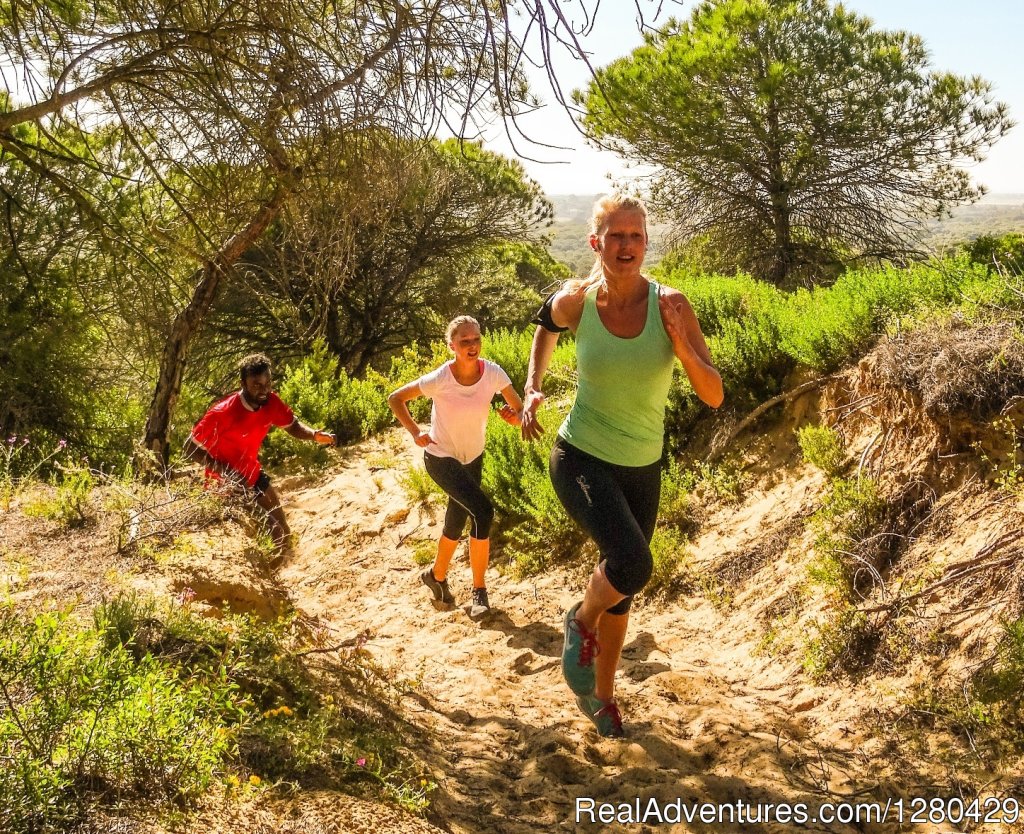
[271,433,950,834]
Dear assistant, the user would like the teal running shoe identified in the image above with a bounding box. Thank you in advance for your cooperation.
[575,694,625,738]
[562,602,599,696]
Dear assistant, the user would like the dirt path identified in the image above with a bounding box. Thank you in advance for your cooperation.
[270,433,965,834]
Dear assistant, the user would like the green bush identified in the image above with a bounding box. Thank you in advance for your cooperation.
[797,424,845,477]
[264,341,408,468]
[482,327,577,401]
[481,328,534,395]
[382,342,450,423]
[0,592,440,831]
[0,601,236,831]
[655,257,995,448]
[975,616,1024,709]
[658,456,694,530]
[481,407,588,576]
[658,271,790,421]
[22,466,96,528]
[910,616,1024,759]
[399,463,445,505]
[647,526,690,596]
[802,604,878,682]
[780,260,980,370]
[807,476,885,601]
[963,232,1024,274]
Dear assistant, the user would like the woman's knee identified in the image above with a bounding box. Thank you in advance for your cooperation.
[603,545,653,597]
[472,499,494,538]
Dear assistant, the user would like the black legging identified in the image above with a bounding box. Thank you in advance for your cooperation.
[423,451,494,540]
[549,437,661,615]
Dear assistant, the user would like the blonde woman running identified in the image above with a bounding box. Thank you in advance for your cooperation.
[522,195,724,736]
[389,316,523,619]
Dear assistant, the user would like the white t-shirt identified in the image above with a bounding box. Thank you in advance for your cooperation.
[418,359,512,464]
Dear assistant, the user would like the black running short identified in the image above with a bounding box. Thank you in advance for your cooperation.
[549,437,661,615]
[423,452,494,540]
[253,470,272,496]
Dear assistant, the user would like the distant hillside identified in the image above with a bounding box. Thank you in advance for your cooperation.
[545,193,1024,275]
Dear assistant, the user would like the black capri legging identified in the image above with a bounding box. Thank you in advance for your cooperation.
[549,437,661,615]
[423,451,494,540]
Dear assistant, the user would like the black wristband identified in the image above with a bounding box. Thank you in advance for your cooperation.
[531,292,569,333]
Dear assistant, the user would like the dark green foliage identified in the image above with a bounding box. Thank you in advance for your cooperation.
[482,327,576,399]
[0,601,236,831]
[962,232,1024,274]
[0,127,144,472]
[0,590,431,831]
[261,341,441,469]
[579,0,1012,285]
[482,408,588,576]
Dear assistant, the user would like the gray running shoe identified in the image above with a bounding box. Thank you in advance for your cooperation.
[469,587,490,619]
[421,567,455,606]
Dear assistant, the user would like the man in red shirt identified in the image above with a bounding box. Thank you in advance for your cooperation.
[184,353,335,556]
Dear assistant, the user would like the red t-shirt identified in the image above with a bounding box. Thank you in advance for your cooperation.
[190,391,294,486]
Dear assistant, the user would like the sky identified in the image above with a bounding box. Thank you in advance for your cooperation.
[483,0,1024,197]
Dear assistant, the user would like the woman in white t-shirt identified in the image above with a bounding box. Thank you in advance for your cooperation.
[388,316,524,618]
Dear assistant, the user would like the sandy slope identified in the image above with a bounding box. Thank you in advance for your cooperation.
[4,421,1020,834]
[261,430,989,834]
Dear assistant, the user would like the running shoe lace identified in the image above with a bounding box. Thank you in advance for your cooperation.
[595,700,623,735]
[572,617,601,667]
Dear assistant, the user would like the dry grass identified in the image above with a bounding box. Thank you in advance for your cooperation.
[874,318,1024,419]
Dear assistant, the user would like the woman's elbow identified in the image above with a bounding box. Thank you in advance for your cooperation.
[700,376,725,409]
[705,388,725,409]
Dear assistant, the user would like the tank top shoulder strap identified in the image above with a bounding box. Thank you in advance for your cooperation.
[577,281,601,334]
[644,280,672,346]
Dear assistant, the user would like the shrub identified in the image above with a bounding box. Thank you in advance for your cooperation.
[0,591,440,831]
[409,539,437,566]
[482,407,587,575]
[399,464,445,505]
[0,436,69,508]
[481,328,534,395]
[909,616,1024,760]
[798,424,845,477]
[264,341,400,468]
[382,342,450,423]
[647,526,690,596]
[807,477,885,601]
[802,604,878,682]
[0,601,237,831]
[963,232,1024,274]
[656,257,992,449]
[658,456,694,530]
[657,270,791,431]
[22,466,95,528]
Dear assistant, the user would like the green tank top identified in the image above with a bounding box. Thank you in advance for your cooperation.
[558,280,676,466]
